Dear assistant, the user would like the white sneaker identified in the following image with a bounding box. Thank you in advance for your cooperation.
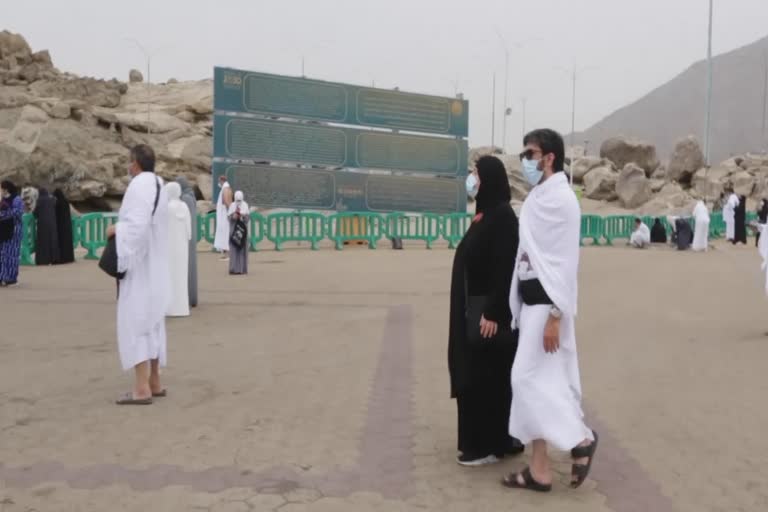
[456,454,500,467]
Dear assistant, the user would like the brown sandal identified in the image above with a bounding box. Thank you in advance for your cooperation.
[570,430,599,488]
[152,389,167,398]
[501,467,552,493]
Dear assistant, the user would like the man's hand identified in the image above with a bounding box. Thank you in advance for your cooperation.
[106,224,116,239]
[543,315,560,353]
[480,315,498,339]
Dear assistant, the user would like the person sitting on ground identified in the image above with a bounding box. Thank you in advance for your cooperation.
[629,218,650,248]
[650,218,667,244]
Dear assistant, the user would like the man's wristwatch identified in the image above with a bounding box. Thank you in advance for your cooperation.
[549,306,562,319]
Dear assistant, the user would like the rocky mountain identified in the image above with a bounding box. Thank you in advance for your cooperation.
[572,34,768,164]
[0,31,213,211]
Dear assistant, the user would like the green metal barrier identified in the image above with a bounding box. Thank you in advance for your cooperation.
[71,216,82,250]
[602,215,636,245]
[441,212,474,249]
[709,212,725,238]
[384,212,443,249]
[195,214,204,243]
[326,212,385,250]
[202,212,216,245]
[80,212,118,260]
[20,213,36,266]
[248,212,267,251]
[580,215,604,246]
[265,211,326,251]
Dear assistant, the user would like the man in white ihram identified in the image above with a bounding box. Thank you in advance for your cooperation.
[692,200,710,252]
[502,129,597,493]
[724,190,739,242]
[106,144,170,405]
[629,218,651,249]
[214,175,233,259]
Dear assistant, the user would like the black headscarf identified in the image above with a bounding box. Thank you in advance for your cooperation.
[758,199,768,224]
[474,156,511,215]
[651,218,667,244]
[1,180,19,199]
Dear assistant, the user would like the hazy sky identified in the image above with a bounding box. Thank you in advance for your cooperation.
[6,0,768,149]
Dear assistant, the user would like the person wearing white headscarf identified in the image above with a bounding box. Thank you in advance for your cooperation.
[692,201,710,252]
[724,191,739,242]
[503,129,596,493]
[228,190,249,275]
[214,175,233,258]
[165,182,191,317]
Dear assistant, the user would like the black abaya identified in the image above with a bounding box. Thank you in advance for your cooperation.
[733,195,747,245]
[34,189,60,265]
[448,156,519,459]
[53,189,74,264]
[650,219,667,244]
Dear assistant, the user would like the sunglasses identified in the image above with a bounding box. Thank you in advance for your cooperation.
[519,148,544,161]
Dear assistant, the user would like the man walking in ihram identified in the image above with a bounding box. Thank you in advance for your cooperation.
[502,129,598,493]
[214,174,233,260]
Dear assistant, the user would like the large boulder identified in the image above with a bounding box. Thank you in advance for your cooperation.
[583,166,618,201]
[616,163,652,208]
[730,170,756,197]
[668,136,705,183]
[571,157,613,184]
[740,153,768,170]
[599,136,659,177]
[129,69,144,83]
[692,167,730,199]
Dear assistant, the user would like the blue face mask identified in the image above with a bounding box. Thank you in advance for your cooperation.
[465,173,479,198]
[522,158,543,186]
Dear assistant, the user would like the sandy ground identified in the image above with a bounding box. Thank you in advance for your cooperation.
[1,240,767,511]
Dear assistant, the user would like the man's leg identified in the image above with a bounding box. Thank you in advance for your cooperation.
[528,440,552,485]
[149,358,162,395]
[133,360,151,399]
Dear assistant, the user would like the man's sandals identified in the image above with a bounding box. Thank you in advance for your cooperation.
[501,431,599,492]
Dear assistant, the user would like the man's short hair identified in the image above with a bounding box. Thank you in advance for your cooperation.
[523,129,565,172]
[130,144,155,173]
[219,175,227,183]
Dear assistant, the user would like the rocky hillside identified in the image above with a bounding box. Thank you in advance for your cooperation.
[0,31,213,211]
[572,34,768,163]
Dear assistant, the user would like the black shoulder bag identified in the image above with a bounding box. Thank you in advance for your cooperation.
[99,176,161,279]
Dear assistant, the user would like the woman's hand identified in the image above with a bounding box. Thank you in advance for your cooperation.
[106,224,116,239]
[479,315,498,339]
[543,315,560,353]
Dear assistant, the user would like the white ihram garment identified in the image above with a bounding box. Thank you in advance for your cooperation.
[724,194,739,241]
[630,223,651,248]
[508,172,593,451]
[165,182,191,317]
[692,201,710,252]
[758,224,768,296]
[116,172,170,371]
[214,182,231,251]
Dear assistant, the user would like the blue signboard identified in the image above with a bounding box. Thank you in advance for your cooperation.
[214,67,469,137]
[213,115,468,175]
[212,162,466,214]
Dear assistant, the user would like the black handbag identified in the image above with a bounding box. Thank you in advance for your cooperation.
[99,176,160,279]
[0,218,14,243]
[230,218,247,249]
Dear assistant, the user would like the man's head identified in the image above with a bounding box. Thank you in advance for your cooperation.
[219,175,227,186]
[128,144,155,177]
[521,129,565,176]
[634,218,642,229]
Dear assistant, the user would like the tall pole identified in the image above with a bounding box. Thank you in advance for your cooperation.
[146,56,151,135]
[491,73,496,148]
[762,50,767,151]
[502,50,509,153]
[704,0,714,166]
[301,56,305,77]
[570,67,576,184]
[521,97,527,138]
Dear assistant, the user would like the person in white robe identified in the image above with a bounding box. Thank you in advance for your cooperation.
[629,218,651,248]
[724,192,739,242]
[214,175,233,258]
[503,129,596,493]
[165,182,191,317]
[692,201,710,252]
[106,144,170,405]
[758,221,768,296]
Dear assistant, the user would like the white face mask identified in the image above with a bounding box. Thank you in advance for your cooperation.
[522,158,544,186]
[465,173,479,198]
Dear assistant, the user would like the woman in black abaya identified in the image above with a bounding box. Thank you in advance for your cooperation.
[448,155,522,467]
[53,189,75,264]
[733,194,748,245]
[34,188,60,265]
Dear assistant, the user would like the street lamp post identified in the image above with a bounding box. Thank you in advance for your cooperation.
[704,0,714,165]
[555,65,596,184]
[762,50,767,152]
[491,73,496,148]
[126,38,154,135]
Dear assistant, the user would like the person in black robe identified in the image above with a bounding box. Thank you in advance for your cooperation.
[675,218,693,250]
[733,194,748,245]
[755,199,768,247]
[650,218,667,244]
[448,155,522,466]
[34,188,60,265]
[53,189,75,264]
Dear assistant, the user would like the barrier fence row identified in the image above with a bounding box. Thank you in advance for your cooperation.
[17,210,753,265]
